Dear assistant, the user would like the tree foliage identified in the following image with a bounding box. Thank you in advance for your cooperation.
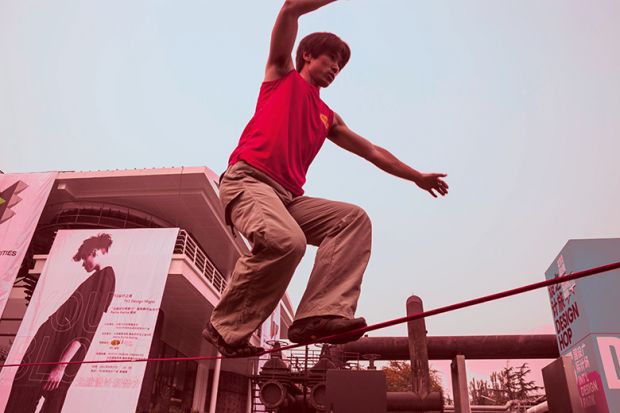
[382,361,444,394]
[0,343,11,363]
[469,363,542,405]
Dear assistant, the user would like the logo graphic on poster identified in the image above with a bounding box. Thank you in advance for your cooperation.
[0,228,178,413]
[0,180,28,225]
[548,254,580,352]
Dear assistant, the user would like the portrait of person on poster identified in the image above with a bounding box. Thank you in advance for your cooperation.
[5,233,116,413]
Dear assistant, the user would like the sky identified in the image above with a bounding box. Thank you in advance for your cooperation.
[2,0,619,396]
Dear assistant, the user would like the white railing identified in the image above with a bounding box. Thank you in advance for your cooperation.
[175,229,227,294]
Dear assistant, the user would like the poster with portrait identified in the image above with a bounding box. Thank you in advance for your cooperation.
[0,228,178,413]
[0,172,57,318]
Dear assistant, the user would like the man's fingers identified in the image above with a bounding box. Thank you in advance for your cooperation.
[434,181,448,196]
[421,174,449,197]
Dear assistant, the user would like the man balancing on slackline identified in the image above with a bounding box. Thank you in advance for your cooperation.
[202,0,449,357]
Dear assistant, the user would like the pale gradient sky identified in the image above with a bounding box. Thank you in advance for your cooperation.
[2,0,619,393]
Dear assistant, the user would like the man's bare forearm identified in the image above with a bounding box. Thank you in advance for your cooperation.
[282,0,338,17]
[328,117,424,184]
[369,146,423,183]
[267,0,338,77]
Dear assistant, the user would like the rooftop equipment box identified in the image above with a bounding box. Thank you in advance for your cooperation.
[326,370,387,413]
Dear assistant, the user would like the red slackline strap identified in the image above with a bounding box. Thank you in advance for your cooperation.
[2,260,619,368]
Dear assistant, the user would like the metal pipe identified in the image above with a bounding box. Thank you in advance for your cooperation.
[259,380,288,409]
[526,401,549,413]
[284,391,444,412]
[386,391,443,411]
[337,335,559,360]
[444,405,512,412]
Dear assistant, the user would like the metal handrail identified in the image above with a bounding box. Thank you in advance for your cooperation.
[174,230,228,294]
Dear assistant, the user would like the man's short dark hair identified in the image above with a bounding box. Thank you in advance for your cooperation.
[72,233,113,261]
[296,32,351,73]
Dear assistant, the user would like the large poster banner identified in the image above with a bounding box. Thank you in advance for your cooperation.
[0,172,57,318]
[0,228,178,413]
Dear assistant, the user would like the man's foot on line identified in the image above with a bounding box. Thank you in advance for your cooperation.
[287,316,367,345]
[202,322,264,358]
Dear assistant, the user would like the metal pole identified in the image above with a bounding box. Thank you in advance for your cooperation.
[246,378,252,413]
[450,355,471,413]
[304,345,309,413]
[406,295,431,398]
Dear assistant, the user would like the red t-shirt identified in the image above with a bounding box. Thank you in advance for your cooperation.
[228,70,334,196]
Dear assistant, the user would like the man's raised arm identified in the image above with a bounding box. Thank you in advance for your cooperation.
[265,0,338,81]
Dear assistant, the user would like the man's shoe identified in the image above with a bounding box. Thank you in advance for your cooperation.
[287,316,367,345]
[202,322,264,358]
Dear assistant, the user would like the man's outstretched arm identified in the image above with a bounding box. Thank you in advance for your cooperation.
[328,113,449,198]
[265,0,338,81]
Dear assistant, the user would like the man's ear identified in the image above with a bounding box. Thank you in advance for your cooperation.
[302,51,313,63]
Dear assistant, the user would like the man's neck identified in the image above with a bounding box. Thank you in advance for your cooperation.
[300,70,321,90]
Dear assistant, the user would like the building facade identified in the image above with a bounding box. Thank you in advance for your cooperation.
[0,167,294,413]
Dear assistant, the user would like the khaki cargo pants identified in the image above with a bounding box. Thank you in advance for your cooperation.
[211,161,372,346]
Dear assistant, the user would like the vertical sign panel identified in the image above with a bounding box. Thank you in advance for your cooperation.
[0,228,178,413]
[546,238,620,412]
[260,304,281,349]
[0,172,57,317]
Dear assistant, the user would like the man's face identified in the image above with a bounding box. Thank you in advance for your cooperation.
[82,250,100,272]
[303,52,341,88]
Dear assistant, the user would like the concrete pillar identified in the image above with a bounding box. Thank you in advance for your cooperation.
[192,360,213,412]
[450,355,471,413]
[208,355,222,413]
[192,340,216,413]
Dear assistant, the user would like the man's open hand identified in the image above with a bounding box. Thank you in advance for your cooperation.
[416,173,449,198]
